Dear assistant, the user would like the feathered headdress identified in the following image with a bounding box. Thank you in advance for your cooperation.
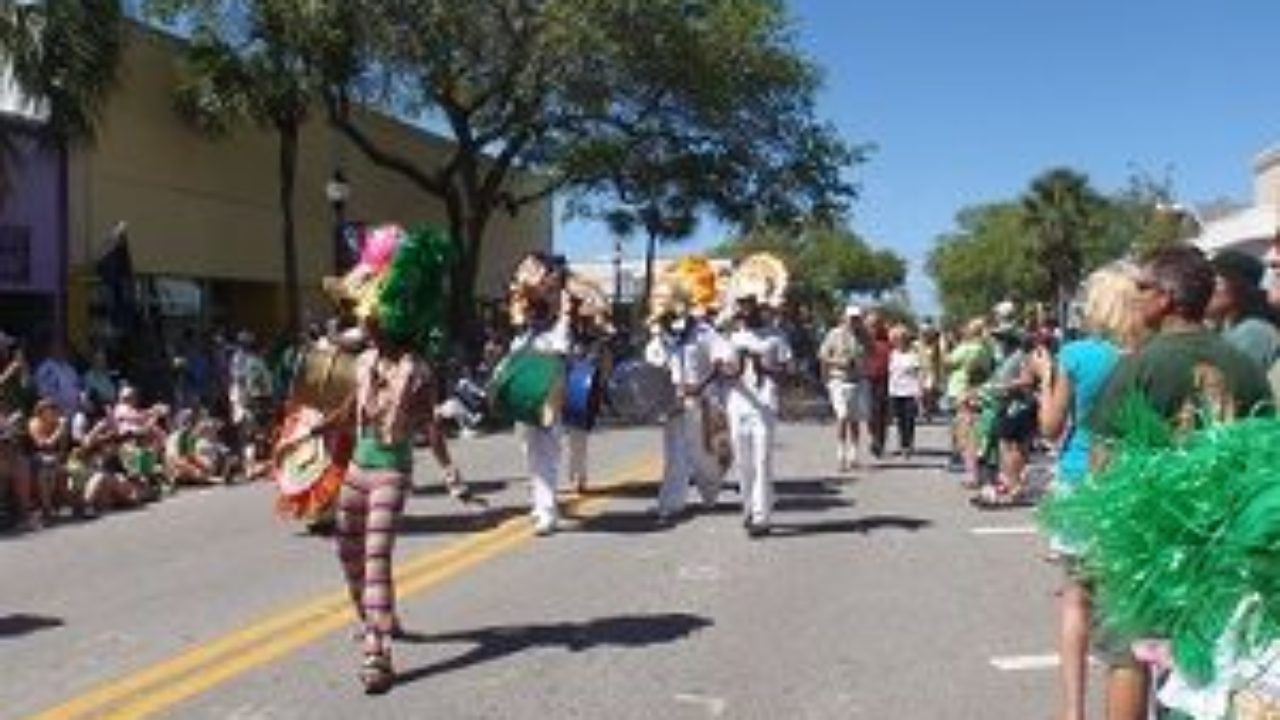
[508,253,567,327]
[728,252,789,309]
[649,255,722,323]
[323,223,455,357]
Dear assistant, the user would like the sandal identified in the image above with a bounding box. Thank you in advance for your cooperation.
[359,652,394,695]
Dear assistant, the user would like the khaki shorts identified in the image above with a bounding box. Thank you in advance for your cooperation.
[827,380,869,422]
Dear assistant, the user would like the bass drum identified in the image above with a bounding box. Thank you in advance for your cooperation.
[563,358,604,431]
[273,405,353,521]
[607,361,678,424]
[290,344,358,413]
[489,351,565,427]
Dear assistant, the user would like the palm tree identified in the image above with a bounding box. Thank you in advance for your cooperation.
[0,0,125,198]
[1021,168,1106,324]
[147,0,353,333]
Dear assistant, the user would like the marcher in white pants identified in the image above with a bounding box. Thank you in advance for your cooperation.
[510,289,572,536]
[714,296,792,537]
[647,315,721,521]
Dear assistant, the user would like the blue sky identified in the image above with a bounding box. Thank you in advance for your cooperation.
[556,0,1280,315]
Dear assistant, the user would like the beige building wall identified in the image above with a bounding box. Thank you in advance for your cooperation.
[66,25,551,341]
[1255,146,1280,210]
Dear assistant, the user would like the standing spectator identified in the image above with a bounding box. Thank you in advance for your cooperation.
[82,349,119,406]
[229,331,274,478]
[0,334,38,529]
[1089,245,1273,720]
[915,322,944,422]
[1028,262,1148,720]
[35,338,81,417]
[1206,250,1280,371]
[945,319,993,480]
[818,305,869,471]
[887,325,922,458]
[863,309,892,458]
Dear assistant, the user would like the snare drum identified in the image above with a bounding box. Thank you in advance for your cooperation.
[563,359,604,430]
[489,351,565,427]
[289,344,358,413]
[607,361,678,424]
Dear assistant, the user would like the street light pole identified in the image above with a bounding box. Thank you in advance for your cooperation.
[326,169,351,273]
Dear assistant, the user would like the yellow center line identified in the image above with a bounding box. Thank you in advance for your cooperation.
[27,455,660,720]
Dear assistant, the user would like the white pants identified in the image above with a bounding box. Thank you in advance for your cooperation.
[521,424,560,523]
[729,409,776,525]
[657,400,723,515]
[565,427,589,484]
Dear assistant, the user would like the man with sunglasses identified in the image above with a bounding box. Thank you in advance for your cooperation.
[1089,244,1272,719]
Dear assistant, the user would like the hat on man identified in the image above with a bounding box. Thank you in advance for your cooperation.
[843,304,863,319]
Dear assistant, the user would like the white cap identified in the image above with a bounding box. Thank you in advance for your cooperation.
[844,305,863,319]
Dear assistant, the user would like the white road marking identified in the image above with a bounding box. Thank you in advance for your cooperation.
[970,525,1038,536]
[674,693,728,716]
[990,653,1102,671]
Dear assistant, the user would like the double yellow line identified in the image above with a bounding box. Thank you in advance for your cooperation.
[29,456,659,720]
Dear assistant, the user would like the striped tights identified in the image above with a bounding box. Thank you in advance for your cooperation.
[336,467,406,656]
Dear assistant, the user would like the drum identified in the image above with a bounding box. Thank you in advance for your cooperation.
[273,406,353,521]
[607,361,678,424]
[289,344,358,413]
[563,359,604,430]
[489,351,565,427]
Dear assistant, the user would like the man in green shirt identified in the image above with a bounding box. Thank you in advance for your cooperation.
[1089,245,1273,720]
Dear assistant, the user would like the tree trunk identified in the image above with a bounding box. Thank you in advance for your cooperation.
[279,123,301,336]
[445,201,489,361]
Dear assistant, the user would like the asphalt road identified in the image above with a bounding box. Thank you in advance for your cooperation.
[1,421,1101,719]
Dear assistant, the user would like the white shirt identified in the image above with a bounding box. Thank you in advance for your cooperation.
[889,349,923,398]
[714,327,792,415]
[511,317,571,356]
[645,322,716,389]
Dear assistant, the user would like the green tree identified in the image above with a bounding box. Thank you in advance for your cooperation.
[926,202,1042,324]
[0,0,125,199]
[325,0,858,343]
[1020,167,1108,324]
[145,0,355,333]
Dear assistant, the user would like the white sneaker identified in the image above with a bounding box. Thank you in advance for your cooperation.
[847,444,860,468]
[533,514,557,537]
[836,446,847,471]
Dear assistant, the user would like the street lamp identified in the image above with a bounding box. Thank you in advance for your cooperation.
[325,169,351,272]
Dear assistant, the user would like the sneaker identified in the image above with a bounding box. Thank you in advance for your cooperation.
[533,514,557,537]
[847,445,860,468]
[836,446,848,472]
[745,519,770,539]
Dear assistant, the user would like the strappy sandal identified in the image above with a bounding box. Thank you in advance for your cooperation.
[359,652,394,695]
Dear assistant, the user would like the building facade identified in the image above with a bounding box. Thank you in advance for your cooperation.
[0,23,552,353]
[1193,144,1280,259]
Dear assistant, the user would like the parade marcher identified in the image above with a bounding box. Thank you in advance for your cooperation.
[887,324,922,458]
[646,257,724,522]
[562,273,613,494]
[1086,245,1273,720]
[504,253,573,536]
[863,309,892,458]
[716,253,792,537]
[290,223,454,694]
[818,304,869,471]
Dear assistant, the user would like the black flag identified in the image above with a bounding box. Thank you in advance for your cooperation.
[95,221,137,330]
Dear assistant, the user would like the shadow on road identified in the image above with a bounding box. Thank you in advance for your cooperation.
[398,506,526,536]
[0,613,65,638]
[768,514,932,538]
[394,613,713,685]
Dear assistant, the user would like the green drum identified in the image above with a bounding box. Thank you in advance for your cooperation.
[489,351,566,427]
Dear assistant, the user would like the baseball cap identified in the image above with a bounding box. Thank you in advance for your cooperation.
[843,305,863,319]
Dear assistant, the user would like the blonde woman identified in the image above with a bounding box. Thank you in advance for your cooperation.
[1027,262,1147,720]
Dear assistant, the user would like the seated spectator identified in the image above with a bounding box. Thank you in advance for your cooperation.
[35,339,81,417]
[165,409,218,485]
[194,414,237,482]
[28,398,71,519]
[69,397,141,515]
[112,386,170,498]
